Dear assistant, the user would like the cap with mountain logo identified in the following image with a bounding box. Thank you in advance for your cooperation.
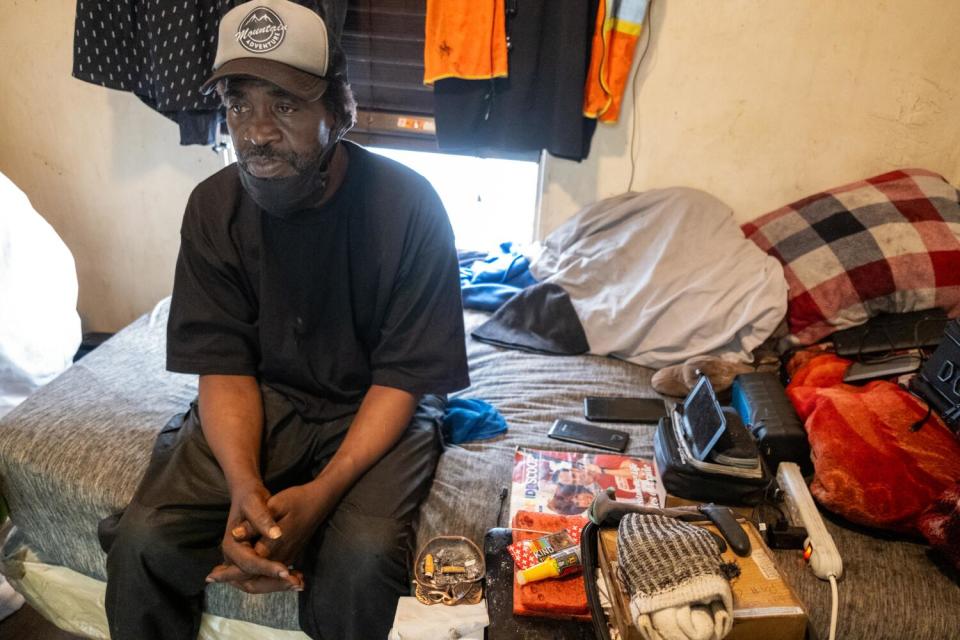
[201,0,330,101]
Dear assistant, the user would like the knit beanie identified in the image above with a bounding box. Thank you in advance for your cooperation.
[617,514,740,640]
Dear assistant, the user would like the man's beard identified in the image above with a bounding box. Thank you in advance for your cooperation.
[236,144,335,218]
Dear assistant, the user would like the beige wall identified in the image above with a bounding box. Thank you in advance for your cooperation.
[3,1,960,331]
[0,0,220,332]
[540,0,960,235]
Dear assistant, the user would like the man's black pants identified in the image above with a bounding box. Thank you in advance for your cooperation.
[98,387,443,640]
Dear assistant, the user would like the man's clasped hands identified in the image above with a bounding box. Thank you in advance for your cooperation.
[206,480,336,594]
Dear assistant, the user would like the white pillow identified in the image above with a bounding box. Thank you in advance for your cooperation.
[0,172,81,417]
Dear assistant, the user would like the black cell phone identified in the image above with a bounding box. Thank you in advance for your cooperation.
[583,396,667,423]
[682,376,759,467]
[681,376,727,461]
[547,419,629,452]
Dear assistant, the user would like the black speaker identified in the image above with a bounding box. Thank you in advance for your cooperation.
[911,319,960,434]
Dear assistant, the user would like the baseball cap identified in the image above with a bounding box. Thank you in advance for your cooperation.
[201,0,330,101]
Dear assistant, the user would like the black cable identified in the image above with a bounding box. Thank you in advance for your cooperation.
[750,476,786,530]
[909,401,933,432]
[495,486,509,527]
[911,313,942,371]
[581,521,613,640]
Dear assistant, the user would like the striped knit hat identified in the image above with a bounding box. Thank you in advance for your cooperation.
[617,514,740,640]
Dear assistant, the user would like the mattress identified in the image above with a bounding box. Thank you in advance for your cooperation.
[1,299,958,638]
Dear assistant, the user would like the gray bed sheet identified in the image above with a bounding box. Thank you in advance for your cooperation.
[1,300,958,638]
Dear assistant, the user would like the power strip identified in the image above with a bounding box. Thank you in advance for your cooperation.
[776,463,843,580]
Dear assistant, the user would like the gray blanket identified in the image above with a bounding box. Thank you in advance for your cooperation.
[1,300,958,637]
[531,189,788,368]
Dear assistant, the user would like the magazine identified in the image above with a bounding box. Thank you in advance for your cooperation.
[509,447,665,521]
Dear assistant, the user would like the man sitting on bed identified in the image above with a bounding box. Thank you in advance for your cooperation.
[97,2,469,639]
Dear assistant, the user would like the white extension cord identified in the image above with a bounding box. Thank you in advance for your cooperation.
[828,574,839,640]
[776,463,842,640]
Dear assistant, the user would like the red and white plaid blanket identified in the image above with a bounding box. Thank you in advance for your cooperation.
[743,169,960,345]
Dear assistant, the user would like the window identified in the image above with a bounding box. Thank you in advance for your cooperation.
[343,0,436,151]
[370,147,541,250]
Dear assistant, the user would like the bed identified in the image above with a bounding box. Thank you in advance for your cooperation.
[1,300,959,639]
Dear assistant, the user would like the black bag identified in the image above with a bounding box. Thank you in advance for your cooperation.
[653,414,770,506]
[910,319,960,434]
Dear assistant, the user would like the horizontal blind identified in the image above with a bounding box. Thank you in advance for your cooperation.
[343,0,437,150]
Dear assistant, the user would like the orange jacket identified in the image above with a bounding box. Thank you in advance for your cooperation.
[583,0,650,122]
[424,0,508,85]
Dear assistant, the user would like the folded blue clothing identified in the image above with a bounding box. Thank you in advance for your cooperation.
[442,398,508,444]
[460,243,537,312]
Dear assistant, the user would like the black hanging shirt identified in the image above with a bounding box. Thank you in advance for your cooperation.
[71,0,344,145]
[433,0,599,161]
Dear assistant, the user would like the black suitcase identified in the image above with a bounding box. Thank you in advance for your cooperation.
[730,372,811,473]
[910,319,960,434]
[653,414,770,506]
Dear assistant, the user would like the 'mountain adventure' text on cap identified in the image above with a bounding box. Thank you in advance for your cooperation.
[201,0,330,101]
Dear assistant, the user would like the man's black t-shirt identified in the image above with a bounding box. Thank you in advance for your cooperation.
[166,142,470,422]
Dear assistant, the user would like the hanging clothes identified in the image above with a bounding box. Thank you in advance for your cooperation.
[73,0,229,145]
[71,0,346,146]
[582,0,650,123]
[424,0,508,84]
[432,0,598,161]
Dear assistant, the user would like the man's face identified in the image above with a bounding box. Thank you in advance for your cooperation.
[221,78,334,179]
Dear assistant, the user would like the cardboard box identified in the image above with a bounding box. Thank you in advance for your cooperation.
[598,521,807,640]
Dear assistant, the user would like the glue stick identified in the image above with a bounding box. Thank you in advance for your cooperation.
[516,546,582,585]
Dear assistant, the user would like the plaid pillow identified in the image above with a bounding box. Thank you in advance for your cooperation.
[742,169,960,345]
